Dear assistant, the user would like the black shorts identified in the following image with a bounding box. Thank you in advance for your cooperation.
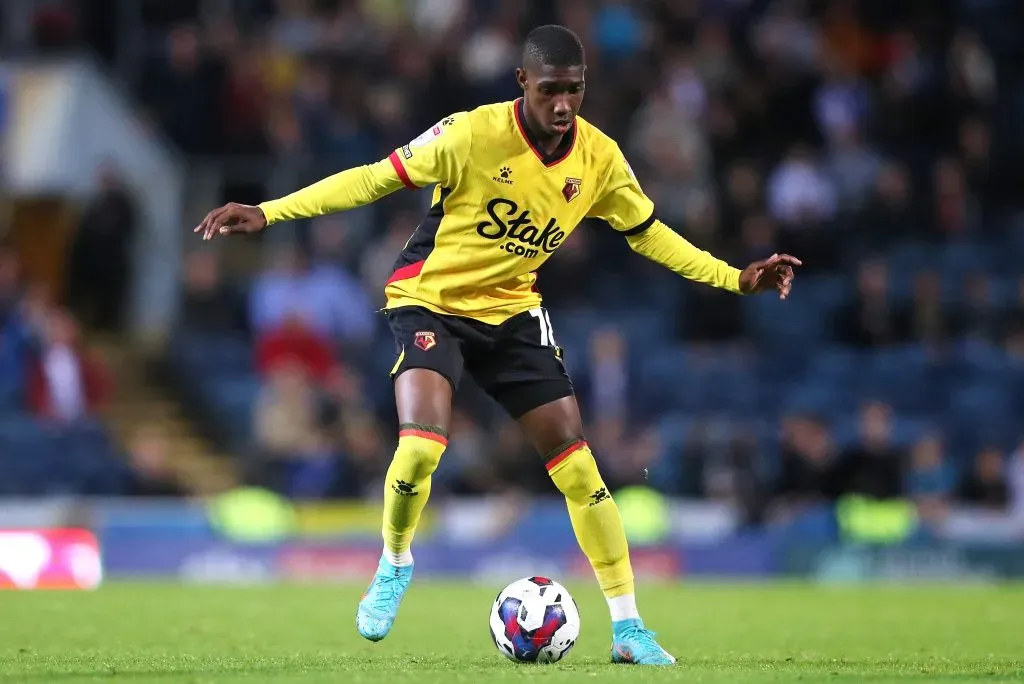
[387,305,574,418]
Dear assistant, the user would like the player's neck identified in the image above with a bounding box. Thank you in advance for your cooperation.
[522,106,567,155]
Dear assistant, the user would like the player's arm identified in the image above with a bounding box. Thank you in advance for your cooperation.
[587,147,800,298]
[195,113,472,240]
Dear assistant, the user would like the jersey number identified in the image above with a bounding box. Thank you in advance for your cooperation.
[529,308,557,348]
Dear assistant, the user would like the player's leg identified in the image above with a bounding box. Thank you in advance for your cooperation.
[381,369,452,566]
[357,308,460,642]
[517,398,674,666]
[475,308,673,665]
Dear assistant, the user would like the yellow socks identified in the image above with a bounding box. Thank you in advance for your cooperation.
[381,425,447,566]
[546,441,637,613]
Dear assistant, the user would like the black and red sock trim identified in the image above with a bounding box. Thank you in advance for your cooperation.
[544,438,587,471]
[398,423,448,446]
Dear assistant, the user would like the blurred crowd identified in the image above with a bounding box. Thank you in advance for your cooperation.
[8,0,1024,523]
[0,247,111,423]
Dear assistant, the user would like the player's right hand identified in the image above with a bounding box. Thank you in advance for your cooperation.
[194,202,267,241]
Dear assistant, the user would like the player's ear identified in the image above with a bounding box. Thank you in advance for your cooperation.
[515,67,527,92]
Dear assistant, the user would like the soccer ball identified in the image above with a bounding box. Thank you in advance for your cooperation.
[489,576,580,663]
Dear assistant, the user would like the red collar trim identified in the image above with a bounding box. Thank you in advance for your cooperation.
[513,98,577,167]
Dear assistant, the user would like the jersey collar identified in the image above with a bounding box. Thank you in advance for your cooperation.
[514,98,577,168]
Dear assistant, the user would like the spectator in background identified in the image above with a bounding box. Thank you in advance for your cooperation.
[958,118,997,206]
[255,311,336,384]
[492,418,551,494]
[360,212,418,309]
[138,23,222,154]
[26,309,110,422]
[252,358,336,498]
[67,164,137,331]
[431,409,493,495]
[959,446,1009,511]
[768,144,837,271]
[1008,440,1024,522]
[0,247,21,318]
[693,20,740,94]
[906,434,954,530]
[308,213,375,325]
[930,157,980,238]
[221,42,271,155]
[334,407,388,498]
[1004,275,1024,342]
[835,258,901,348]
[767,145,836,226]
[813,56,872,149]
[459,7,519,103]
[774,413,837,508]
[905,270,957,350]
[948,29,997,110]
[0,249,30,406]
[123,424,186,497]
[859,162,918,251]
[823,121,882,214]
[719,162,764,240]
[831,400,905,500]
[959,272,1001,343]
[737,213,778,265]
[318,365,388,497]
[250,246,374,348]
[584,327,629,423]
[750,0,821,75]
[179,250,245,333]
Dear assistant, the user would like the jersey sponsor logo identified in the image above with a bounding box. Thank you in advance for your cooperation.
[492,166,513,186]
[476,198,566,260]
[409,124,443,148]
[414,331,436,351]
[562,177,581,203]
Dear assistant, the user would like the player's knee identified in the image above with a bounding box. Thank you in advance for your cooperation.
[549,445,607,503]
[395,433,446,480]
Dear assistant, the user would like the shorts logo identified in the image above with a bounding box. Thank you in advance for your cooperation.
[402,145,413,159]
[562,177,582,203]
[414,331,436,351]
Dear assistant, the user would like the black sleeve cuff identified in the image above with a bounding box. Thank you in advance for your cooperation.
[621,213,656,237]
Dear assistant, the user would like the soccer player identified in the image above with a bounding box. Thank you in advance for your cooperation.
[196,25,799,665]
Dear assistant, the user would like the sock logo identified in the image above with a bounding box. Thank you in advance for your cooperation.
[588,488,610,506]
[392,480,419,496]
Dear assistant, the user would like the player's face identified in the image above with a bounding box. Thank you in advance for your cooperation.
[519,65,586,137]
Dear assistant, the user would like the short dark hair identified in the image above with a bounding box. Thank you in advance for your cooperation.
[523,25,584,70]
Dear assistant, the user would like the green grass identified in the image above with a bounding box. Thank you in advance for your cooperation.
[1,582,1022,683]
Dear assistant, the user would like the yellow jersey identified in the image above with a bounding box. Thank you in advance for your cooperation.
[259,98,742,324]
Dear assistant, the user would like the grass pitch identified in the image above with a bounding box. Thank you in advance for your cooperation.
[1,581,1022,683]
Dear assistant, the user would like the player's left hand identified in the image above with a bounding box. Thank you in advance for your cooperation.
[739,253,802,299]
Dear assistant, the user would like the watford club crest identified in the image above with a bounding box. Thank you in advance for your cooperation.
[562,177,582,203]
[414,331,436,351]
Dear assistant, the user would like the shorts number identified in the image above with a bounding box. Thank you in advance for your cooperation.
[529,308,557,348]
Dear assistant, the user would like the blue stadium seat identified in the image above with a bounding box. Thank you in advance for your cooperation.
[742,287,826,359]
[858,345,939,414]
